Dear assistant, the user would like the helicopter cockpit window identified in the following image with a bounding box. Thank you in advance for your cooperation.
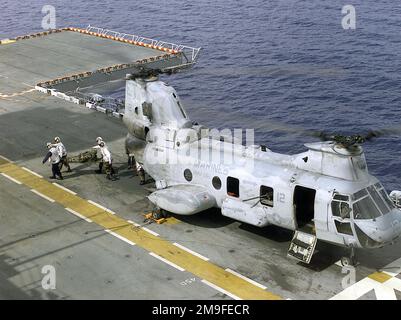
[352,189,368,201]
[260,186,274,207]
[379,189,396,210]
[367,185,390,215]
[331,194,351,219]
[353,195,381,220]
[375,183,396,211]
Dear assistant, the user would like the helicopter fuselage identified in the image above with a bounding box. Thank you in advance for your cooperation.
[124,77,401,250]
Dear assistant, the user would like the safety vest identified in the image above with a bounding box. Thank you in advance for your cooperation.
[56,142,67,157]
[100,146,112,163]
[49,147,61,164]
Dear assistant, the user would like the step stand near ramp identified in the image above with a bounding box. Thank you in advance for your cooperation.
[288,230,318,264]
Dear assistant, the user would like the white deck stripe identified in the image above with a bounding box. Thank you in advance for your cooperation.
[22,167,43,178]
[30,189,55,203]
[149,252,185,271]
[52,182,77,195]
[105,229,136,246]
[127,220,141,227]
[0,155,12,162]
[225,268,267,290]
[65,208,92,223]
[173,243,209,261]
[330,256,401,300]
[142,227,159,237]
[201,279,242,300]
[381,257,401,277]
[1,173,22,185]
[87,200,115,214]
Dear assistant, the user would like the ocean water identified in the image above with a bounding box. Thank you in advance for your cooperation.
[1,0,401,190]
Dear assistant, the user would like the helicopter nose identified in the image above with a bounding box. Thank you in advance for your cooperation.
[354,209,401,247]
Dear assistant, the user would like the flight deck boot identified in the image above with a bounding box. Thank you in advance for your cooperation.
[95,162,103,174]
[138,169,146,185]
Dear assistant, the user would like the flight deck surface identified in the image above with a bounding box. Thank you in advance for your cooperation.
[1,28,401,300]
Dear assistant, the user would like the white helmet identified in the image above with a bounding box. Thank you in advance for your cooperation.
[54,136,61,143]
[96,136,103,143]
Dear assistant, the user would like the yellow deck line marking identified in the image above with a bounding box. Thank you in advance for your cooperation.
[149,252,185,271]
[368,272,393,283]
[0,157,282,300]
[30,189,55,203]
[22,167,43,178]
[0,88,35,98]
[0,39,16,45]
[65,208,92,223]
[201,280,242,300]
[173,243,209,261]
[1,173,22,185]
[163,216,181,225]
[53,182,77,195]
[105,229,136,246]
[225,268,268,290]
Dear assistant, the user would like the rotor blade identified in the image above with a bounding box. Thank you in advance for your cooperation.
[195,65,347,78]
[249,117,333,141]
[363,126,401,140]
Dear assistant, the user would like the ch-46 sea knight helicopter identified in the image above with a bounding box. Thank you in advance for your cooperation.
[122,66,401,267]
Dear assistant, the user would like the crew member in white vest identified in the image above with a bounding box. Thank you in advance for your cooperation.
[42,142,63,180]
[54,136,71,172]
[93,138,117,181]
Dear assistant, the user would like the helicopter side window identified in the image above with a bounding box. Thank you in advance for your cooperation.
[184,169,193,182]
[334,220,353,235]
[142,102,153,121]
[212,176,222,190]
[331,194,351,219]
[260,185,274,207]
[227,177,239,198]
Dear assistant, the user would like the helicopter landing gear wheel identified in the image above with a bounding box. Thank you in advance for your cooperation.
[341,247,357,267]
